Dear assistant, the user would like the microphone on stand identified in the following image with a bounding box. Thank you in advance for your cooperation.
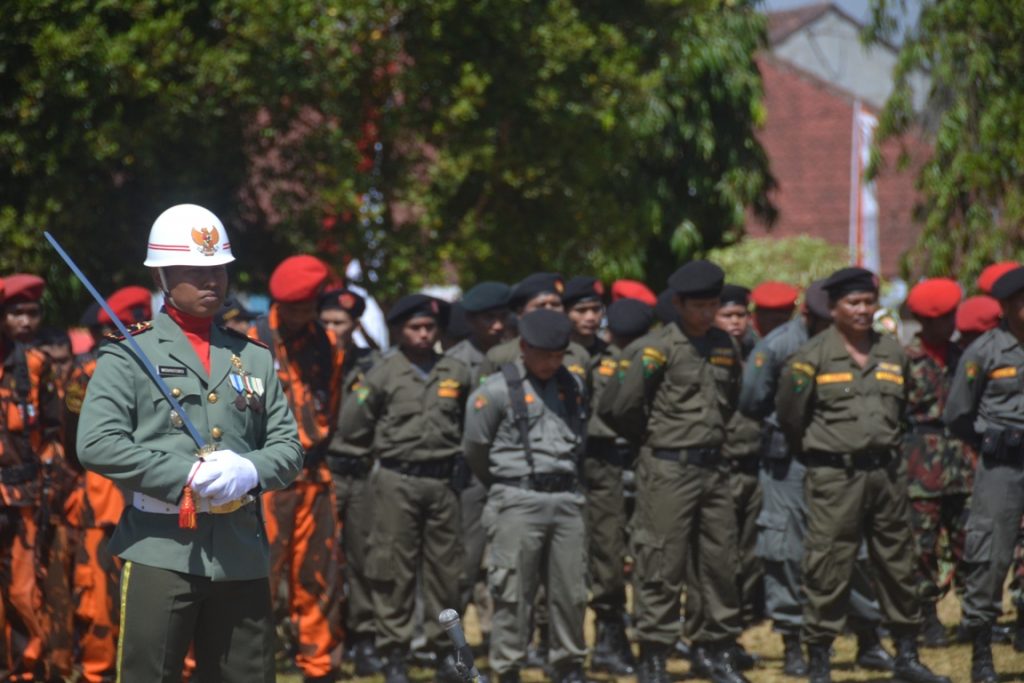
[439,608,485,683]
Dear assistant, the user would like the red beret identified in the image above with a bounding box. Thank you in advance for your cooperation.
[610,279,657,306]
[269,255,329,303]
[3,273,45,303]
[751,281,800,309]
[98,286,153,325]
[956,295,1002,334]
[907,278,962,318]
[977,261,1019,295]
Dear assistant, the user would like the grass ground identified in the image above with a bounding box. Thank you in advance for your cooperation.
[279,590,1024,682]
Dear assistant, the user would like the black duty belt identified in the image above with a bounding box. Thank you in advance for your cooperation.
[379,457,455,479]
[911,424,945,436]
[801,450,894,470]
[0,462,39,485]
[729,456,761,475]
[586,438,632,468]
[326,454,372,479]
[652,447,723,468]
[494,473,578,493]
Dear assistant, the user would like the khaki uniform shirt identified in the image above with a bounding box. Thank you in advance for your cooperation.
[607,324,740,449]
[776,326,907,455]
[478,336,590,382]
[445,338,488,389]
[339,349,471,462]
[77,311,304,580]
[463,360,585,483]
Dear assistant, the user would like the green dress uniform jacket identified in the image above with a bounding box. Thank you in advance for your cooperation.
[776,326,907,456]
[76,311,304,581]
[338,349,472,462]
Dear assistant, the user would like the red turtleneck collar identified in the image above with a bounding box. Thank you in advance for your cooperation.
[165,305,212,375]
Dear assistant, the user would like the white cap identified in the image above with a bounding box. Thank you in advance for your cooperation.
[143,204,235,268]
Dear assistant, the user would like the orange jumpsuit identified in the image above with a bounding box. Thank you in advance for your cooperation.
[252,308,345,679]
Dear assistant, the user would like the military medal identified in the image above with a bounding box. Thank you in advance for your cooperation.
[229,373,248,411]
[242,374,263,413]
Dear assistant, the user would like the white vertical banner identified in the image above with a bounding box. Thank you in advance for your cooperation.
[849,100,880,273]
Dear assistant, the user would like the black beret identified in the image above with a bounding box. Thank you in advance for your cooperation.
[607,299,654,339]
[509,272,565,310]
[216,295,257,326]
[822,267,878,300]
[667,260,725,298]
[562,276,605,308]
[654,289,679,325]
[519,309,572,351]
[803,279,832,321]
[719,284,750,308]
[318,288,367,318]
[461,281,511,313]
[991,266,1024,301]
[445,302,472,341]
[386,294,450,327]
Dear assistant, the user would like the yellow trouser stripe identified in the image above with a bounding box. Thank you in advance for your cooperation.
[116,560,133,683]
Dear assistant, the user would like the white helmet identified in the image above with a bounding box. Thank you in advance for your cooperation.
[143,204,236,267]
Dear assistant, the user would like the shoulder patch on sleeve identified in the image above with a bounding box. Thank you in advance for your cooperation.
[641,346,666,376]
[103,321,153,342]
[792,361,815,377]
[965,360,979,382]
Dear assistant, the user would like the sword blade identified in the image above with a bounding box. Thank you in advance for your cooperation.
[43,231,208,450]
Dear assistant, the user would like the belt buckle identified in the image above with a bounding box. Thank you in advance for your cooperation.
[209,494,254,514]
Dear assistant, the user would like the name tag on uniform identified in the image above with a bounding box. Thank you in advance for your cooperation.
[989,366,1018,380]
[710,355,734,367]
[159,365,187,377]
[816,372,853,385]
[875,371,904,385]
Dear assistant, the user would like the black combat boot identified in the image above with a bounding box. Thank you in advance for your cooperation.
[554,662,592,683]
[689,642,714,678]
[970,624,998,683]
[497,669,520,683]
[892,633,951,683]
[637,643,670,683]
[854,628,894,671]
[384,652,411,683]
[590,618,635,674]
[806,643,831,683]
[728,641,759,671]
[708,642,751,683]
[1015,607,1024,652]
[781,633,808,677]
[920,602,948,648]
[353,635,385,676]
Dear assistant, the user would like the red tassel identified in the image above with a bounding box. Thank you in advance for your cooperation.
[179,486,197,529]
[179,461,203,530]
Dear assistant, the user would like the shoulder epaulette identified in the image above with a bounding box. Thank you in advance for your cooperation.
[221,325,269,349]
[103,321,153,342]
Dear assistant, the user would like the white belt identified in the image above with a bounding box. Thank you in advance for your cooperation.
[132,492,255,515]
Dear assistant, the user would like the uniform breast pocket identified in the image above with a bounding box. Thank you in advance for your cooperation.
[381,401,424,446]
[816,382,856,422]
[986,368,1021,396]
[149,378,203,433]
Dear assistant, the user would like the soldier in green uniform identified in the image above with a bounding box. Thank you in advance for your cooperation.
[902,278,972,648]
[319,287,385,675]
[775,267,950,683]
[463,309,589,683]
[944,266,1024,683]
[478,273,590,382]
[606,260,749,683]
[77,204,305,682]
[338,294,470,683]
[561,276,636,674]
[445,281,511,651]
[714,284,764,630]
[740,280,891,676]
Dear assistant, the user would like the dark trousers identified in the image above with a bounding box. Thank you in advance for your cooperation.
[117,561,275,683]
[583,454,628,619]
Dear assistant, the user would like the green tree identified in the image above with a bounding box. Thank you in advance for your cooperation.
[371,0,775,292]
[705,236,847,289]
[868,0,1024,286]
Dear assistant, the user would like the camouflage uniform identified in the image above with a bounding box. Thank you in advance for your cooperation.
[902,337,975,603]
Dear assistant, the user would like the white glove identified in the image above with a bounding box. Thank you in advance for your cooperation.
[190,450,259,504]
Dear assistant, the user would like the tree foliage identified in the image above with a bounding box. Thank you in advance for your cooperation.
[705,236,847,289]
[868,0,1024,284]
[2,0,773,321]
